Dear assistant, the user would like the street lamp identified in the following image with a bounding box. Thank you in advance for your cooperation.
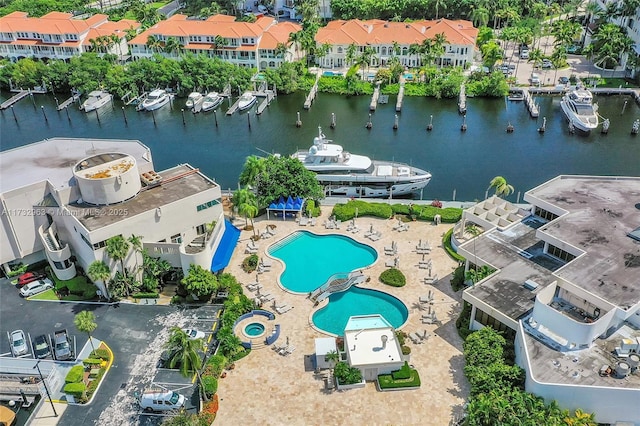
[33,361,57,417]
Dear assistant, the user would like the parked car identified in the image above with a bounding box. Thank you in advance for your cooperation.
[19,279,53,297]
[33,334,51,359]
[16,272,45,287]
[139,390,185,412]
[183,329,205,340]
[530,73,541,85]
[520,49,529,59]
[53,329,73,361]
[542,59,552,69]
[559,76,570,85]
[10,330,28,356]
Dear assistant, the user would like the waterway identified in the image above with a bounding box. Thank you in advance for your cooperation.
[1,91,639,202]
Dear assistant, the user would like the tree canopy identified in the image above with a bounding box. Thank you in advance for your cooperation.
[182,264,218,297]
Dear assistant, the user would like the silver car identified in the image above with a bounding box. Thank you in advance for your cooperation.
[19,279,53,297]
[11,330,28,356]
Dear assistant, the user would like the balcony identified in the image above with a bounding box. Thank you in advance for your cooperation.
[38,223,76,281]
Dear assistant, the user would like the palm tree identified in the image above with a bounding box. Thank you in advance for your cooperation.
[164,37,183,57]
[239,155,265,188]
[87,260,111,300]
[345,43,358,66]
[234,188,258,233]
[146,35,162,54]
[165,327,208,401]
[128,234,143,276]
[434,0,447,20]
[288,31,304,61]
[74,311,98,353]
[316,42,332,68]
[488,176,514,197]
[325,349,340,384]
[275,42,289,61]
[432,33,447,67]
[106,235,133,296]
[471,7,490,28]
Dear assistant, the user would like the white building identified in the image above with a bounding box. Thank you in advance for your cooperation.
[0,138,239,295]
[0,11,139,62]
[454,176,640,424]
[315,19,477,70]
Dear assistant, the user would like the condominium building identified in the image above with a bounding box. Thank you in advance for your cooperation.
[128,14,301,70]
[0,11,139,61]
[0,138,239,296]
[314,19,477,70]
[453,176,640,424]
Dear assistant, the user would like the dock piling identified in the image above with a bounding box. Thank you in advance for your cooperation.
[393,114,399,130]
[41,106,48,123]
[181,108,186,126]
[296,111,302,128]
[330,112,336,129]
[621,100,628,115]
[538,117,546,133]
[30,91,36,108]
[601,118,610,134]
[247,113,251,129]
[65,106,71,122]
[213,109,218,127]
[427,114,433,131]
[461,115,467,132]
[365,113,372,129]
[95,108,100,123]
[10,105,17,122]
[151,109,156,126]
[121,106,128,125]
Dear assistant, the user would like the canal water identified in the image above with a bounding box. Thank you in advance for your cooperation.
[1,91,639,202]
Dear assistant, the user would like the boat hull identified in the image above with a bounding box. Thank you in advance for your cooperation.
[238,96,256,111]
[321,176,431,198]
[143,95,170,111]
[202,97,224,112]
[560,98,598,133]
[82,94,112,112]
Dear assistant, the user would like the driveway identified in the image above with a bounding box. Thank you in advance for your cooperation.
[0,278,219,426]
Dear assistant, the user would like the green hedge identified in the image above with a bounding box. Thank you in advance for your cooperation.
[332,200,393,221]
[65,365,84,383]
[86,367,106,397]
[305,200,321,217]
[379,268,406,287]
[132,292,159,299]
[410,205,462,223]
[63,382,86,397]
[391,362,412,380]
[90,348,111,361]
[206,354,227,377]
[201,375,218,398]
[82,358,102,366]
[378,364,421,389]
[443,228,466,263]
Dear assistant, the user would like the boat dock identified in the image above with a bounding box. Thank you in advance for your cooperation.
[256,90,275,115]
[370,83,381,111]
[395,81,405,112]
[0,90,30,110]
[304,73,320,109]
[56,92,81,110]
[458,84,466,114]
[192,97,205,113]
[522,88,539,117]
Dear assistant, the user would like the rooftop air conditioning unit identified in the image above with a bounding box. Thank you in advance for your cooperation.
[141,170,162,186]
[523,279,539,291]
[615,361,631,378]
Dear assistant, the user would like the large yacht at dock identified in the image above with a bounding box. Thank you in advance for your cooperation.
[560,87,599,133]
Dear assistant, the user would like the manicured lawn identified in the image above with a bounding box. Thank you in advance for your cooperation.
[29,289,59,301]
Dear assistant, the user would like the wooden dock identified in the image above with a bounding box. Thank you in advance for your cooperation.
[256,90,275,115]
[522,88,539,117]
[370,83,381,111]
[56,93,81,110]
[304,73,320,109]
[396,81,405,112]
[0,90,29,110]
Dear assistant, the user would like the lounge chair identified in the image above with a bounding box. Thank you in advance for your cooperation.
[245,246,259,254]
[418,261,432,269]
[369,232,382,242]
[409,333,422,344]
[385,258,397,268]
[277,344,291,355]
[392,220,403,231]
[335,220,341,229]
[419,331,430,341]
[267,227,277,237]
[283,345,296,356]
[260,258,273,268]
[276,304,293,314]
[309,218,316,226]
[261,229,272,239]
[398,224,409,232]
[261,294,274,302]
[419,294,433,304]
[384,241,396,254]
[424,274,439,285]
[246,283,262,292]
[299,217,309,226]
[324,220,335,229]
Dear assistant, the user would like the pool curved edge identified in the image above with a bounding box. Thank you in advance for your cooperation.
[266,229,378,296]
[307,284,409,337]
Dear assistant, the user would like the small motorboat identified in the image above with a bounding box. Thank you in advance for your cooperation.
[80,90,112,112]
[238,92,257,111]
[142,89,171,111]
[185,92,203,109]
[201,92,224,112]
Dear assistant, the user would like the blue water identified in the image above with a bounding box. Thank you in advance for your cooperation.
[268,231,377,293]
[312,286,409,336]
[244,322,265,336]
[322,71,342,77]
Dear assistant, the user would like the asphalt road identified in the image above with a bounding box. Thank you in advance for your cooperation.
[0,278,218,426]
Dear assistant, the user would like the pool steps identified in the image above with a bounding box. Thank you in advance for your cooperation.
[309,271,367,303]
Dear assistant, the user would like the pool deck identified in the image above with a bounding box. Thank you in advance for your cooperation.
[218,208,469,425]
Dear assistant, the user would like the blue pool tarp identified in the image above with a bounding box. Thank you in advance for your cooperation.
[210,219,241,273]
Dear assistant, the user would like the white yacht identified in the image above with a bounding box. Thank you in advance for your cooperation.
[560,87,599,133]
[185,92,203,109]
[293,127,432,198]
[80,90,112,112]
[141,89,171,111]
[201,92,223,112]
[238,92,257,111]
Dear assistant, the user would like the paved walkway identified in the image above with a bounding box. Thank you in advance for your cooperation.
[216,204,470,425]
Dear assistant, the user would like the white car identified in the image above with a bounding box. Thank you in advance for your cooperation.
[183,329,205,340]
[19,279,54,297]
[11,330,28,356]
[530,73,541,86]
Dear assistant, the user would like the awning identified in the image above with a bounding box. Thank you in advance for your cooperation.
[210,219,241,273]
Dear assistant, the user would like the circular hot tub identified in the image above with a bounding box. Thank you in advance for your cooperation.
[244,322,266,338]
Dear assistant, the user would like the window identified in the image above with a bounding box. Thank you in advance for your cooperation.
[80,233,92,248]
[196,199,220,212]
[53,259,72,269]
[196,224,206,235]
[171,233,182,243]
[534,206,558,221]
[547,244,576,262]
[474,308,511,333]
[92,240,107,250]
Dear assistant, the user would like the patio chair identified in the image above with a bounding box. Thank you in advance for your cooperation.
[409,333,422,344]
[335,220,342,229]
[245,246,259,254]
[419,294,433,304]
[398,224,410,232]
[299,217,309,226]
[324,220,335,229]
[276,304,293,314]
[261,229,272,239]
[419,331,430,341]
[267,227,277,237]
[260,258,273,268]
[261,294,274,302]
[283,345,296,356]
[351,225,360,234]
[309,218,316,226]
[385,258,397,268]
[278,345,291,355]
[369,232,382,242]
[424,274,439,285]
[418,260,432,269]
[392,220,403,231]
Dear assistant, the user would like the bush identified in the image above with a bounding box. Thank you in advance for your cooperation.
[395,331,406,346]
[456,301,473,341]
[392,362,412,380]
[65,365,84,383]
[443,228,466,263]
[305,199,321,217]
[90,348,111,361]
[450,265,466,292]
[206,354,227,377]
[86,367,106,397]
[201,375,218,398]
[412,205,462,223]
[334,361,362,385]
[7,263,28,277]
[431,199,443,208]
[63,382,86,397]
[401,345,411,355]
[332,200,393,221]
[379,268,406,287]
[132,292,159,299]
[378,367,421,389]
[82,358,102,366]
[171,295,185,304]
[242,254,259,273]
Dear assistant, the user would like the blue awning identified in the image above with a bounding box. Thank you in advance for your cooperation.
[210,219,241,273]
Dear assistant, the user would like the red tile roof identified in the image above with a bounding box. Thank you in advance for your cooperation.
[316,18,477,46]
[259,21,301,49]
[0,11,132,37]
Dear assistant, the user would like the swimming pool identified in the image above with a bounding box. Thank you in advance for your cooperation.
[268,231,377,293]
[323,71,343,77]
[312,286,408,336]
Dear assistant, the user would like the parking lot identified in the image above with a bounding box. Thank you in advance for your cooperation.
[0,277,220,426]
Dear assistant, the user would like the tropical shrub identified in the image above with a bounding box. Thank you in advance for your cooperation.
[65,365,84,383]
[378,368,421,389]
[132,292,159,299]
[82,358,102,366]
[201,375,218,398]
[63,382,86,397]
[7,263,28,277]
[431,199,443,208]
[242,254,259,273]
[90,348,111,361]
[86,368,106,397]
[379,268,406,287]
[206,354,227,377]
[334,362,362,385]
